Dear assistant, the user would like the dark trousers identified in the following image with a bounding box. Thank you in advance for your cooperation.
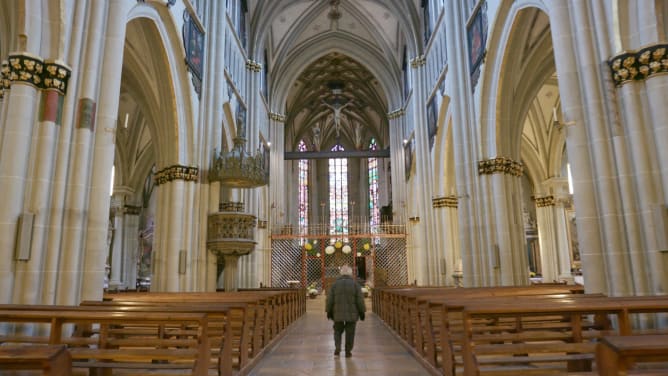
[333,321,357,352]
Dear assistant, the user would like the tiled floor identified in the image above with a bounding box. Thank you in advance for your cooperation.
[247,295,432,376]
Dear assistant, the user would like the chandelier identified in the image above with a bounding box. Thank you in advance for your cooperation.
[209,111,268,188]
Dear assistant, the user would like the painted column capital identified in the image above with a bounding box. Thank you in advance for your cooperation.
[432,195,458,208]
[43,60,72,95]
[7,52,43,89]
[608,43,668,86]
[268,112,285,122]
[5,53,72,95]
[477,157,524,176]
[154,165,199,186]
[245,60,262,72]
[410,55,426,68]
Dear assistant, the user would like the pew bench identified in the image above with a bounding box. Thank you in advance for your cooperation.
[0,309,210,376]
[596,334,668,375]
[0,344,72,376]
[460,296,668,376]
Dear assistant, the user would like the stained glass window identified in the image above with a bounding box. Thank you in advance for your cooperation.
[298,140,308,235]
[368,139,380,227]
[329,144,348,236]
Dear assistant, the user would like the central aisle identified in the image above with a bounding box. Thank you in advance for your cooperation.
[248,294,432,376]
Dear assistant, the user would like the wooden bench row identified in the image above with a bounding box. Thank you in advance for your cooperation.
[0,288,305,376]
[372,285,668,376]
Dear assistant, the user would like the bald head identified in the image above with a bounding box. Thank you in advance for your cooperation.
[340,265,353,276]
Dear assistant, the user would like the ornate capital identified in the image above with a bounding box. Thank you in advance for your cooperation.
[534,195,556,207]
[7,52,44,88]
[0,60,9,99]
[124,205,142,215]
[608,43,668,86]
[154,165,199,185]
[269,112,286,122]
[432,196,458,209]
[387,108,405,119]
[477,157,524,177]
[410,55,426,68]
[4,54,72,95]
[43,60,72,95]
[245,59,262,72]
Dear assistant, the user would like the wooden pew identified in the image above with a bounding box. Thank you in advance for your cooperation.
[458,295,668,376]
[372,285,590,375]
[0,309,210,376]
[97,290,303,374]
[423,294,604,374]
[596,334,668,375]
[79,300,254,375]
[0,345,72,375]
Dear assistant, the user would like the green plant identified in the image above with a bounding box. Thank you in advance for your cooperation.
[304,242,317,256]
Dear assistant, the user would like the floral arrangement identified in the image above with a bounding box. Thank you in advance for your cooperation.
[357,241,371,256]
[307,282,318,297]
[304,242,318,256]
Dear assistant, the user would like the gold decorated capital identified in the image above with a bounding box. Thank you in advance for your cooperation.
[432,196,458,208]
[387,108,405,119]
[608,43,668,86]
[534,195,555,207]
[43,60,72,95]
[478,157,524,177]
[245,59,262,72]
[154,165,199,185]
[7,52,44,88]
[4,54,72,95]
[410,55,426,68]
[269,112,286,122]
[0,60,9,99]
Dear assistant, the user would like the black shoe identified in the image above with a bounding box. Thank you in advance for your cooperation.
[334,350,340,356]
[345,352,352,358]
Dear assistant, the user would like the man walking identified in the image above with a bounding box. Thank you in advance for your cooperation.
[326,264,366,358]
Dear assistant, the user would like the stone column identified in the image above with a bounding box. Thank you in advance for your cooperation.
[205,0,228,291]
[107,186,134,290]
[0,53,43,304]
[387,110,406,223]
[608,41,668,295]
[151,166,199,291]
[410,55,440,285]
[122,204,141,290]
[79,0,134,302]
[444,0,485,287]
[13,60,72,305]
[268,112,285,230]
[479,158,528,285]
[41,0,88,305]
[108,194,125,290]
[549,1,610,294]
[534,195,559,283]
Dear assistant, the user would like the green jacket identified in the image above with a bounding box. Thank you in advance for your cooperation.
[326,275,366,322]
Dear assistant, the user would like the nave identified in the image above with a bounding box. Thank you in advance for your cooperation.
[248,295,430,376]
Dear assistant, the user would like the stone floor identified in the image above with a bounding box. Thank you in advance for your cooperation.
[247,294,432,376]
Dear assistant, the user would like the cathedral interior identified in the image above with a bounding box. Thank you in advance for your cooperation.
[0,0,667,306]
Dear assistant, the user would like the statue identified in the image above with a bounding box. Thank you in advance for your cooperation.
[322,98,352,138]
[354,121,364,150]
[312,122,321,151]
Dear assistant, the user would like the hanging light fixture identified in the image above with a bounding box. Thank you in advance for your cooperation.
[210,110,268,188]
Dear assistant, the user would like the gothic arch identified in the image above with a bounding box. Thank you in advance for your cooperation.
[124,4,197,168]
[248,0,423,61]
[271,34,403,115]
